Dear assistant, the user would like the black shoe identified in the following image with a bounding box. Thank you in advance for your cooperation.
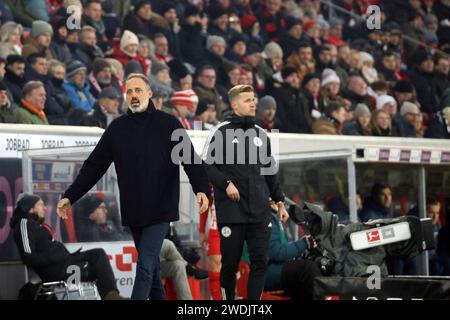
[186,264,209,280]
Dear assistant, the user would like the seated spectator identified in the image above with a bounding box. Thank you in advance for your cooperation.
[81,0,109,51]
[437,212,450,276]
[370,109,396,137]
[160,2,180,58]
[265,204,321,300]
[240,15,265,48]
[432,54,450,99]
[193,65,228,121]
[244,43,267,94]
[376,51,400,84]
[2,55,26,103]
[342,103,372,136]
[312,101,347,135]
[153,33,174,64]
[168,89,198,130]
[63,60,95,112]
[0,21,23,58]
[105,58,125,83]
[263,41,284,80]
[425,197,444,275]
[16,81,48,125]
[360,182,392,222]
[22,20,54,60]
[425,101,450,139]
[111,30,150,76]
[202,35,230,87]
[314,45,334,75]
[80,87,121,129]
[273,66,310,133]
[45,59,73,124]
[370,80,389,96]
[88,58,123,102]
[207,4,232,42]
[73,193,126,242]
[324,17,344,47]
[286,42,316,84]
[48,15,72,64]
[256,95,278,132]
[392,80,416,107]
[343,74,373,112]
[225,34,248,64]
[167,59,192,91]
[10,194,123,299]
[279,16,303,60]
[360,52,378,84]
[301,19,322,47]
[256,0,286,42]
[398,101,423,137]
[0,81,19,123]
[319,68,342,108]
[138,37,155,61]
[122,0,168,40]
[194,99,217,130]
[73,26,105,71]
[24,53,48,84]
[300,73,322,126]
[149,60,174,101]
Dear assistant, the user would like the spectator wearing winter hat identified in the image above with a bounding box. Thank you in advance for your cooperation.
[376,51,400,84]
[168,59,192,91]
[320,69,342,108]
[79,87,121,129]
[16,81,48,125]
[45,59,73,125]
[169,89,199,129]
[194,99,217,130]
[302,19,322,47]
[398,101,424,137]
[407,48,440,114]
[160,2,180,58]
[432,54,450,99]
[202,35,231,87]
[63,60,95,112]
[73,26,105,72]
[148,60,174,101]
[122,0,168,40]
[256,0,286,42]
[0,21,23,58]
[273,66,310,133]
[393,80,416,108]
[225,34,248,64]
[240,15,264,47]
[342,103,372,136]
[376,95,398,117]
[2,55,26,103]
[153,33,174,65]
[0,80,19,123]
[278,16,303,59]
[300,73,323,127]
[207,4,232,42]
[256,95,278,132]
[88,59,123,104]
[48,16,72,64]
[22,20,54,60]
[178,4,206,67]
[360,52,379,84]
[324,17,344,46]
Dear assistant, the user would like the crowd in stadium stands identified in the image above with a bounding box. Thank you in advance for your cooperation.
[0,0,448,139]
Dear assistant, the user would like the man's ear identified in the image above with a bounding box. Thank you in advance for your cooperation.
[148,88,153,99]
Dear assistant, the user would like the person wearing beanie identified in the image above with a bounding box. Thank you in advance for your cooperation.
[324,17,344,46]
[148,60,174,105]
[87,58,123,103]
[48,15,73,65]
[256,95,278,132]
[279,16,303,59]
[10,193,124,299]
[110,30,150,76]
[393,80,415,107]
[80,86,121,129]
[178,4,205,67]
[63,60,95,112]
[225,34,248,64]
[255,0,286,42]
[168,59,192,91]
[263,41,283,73]
[170,89,199,129]
[399,101,423,137]
[320,69,342,107]
[22,20,54,60]
[0,80,19,123]
[433,54,450,99]
[300,72,323,126]
[207,4,230,42]
[342,103,372,136]
[302,19,322,47]
[206,35,227,53]
[407,48,439,114]
[194,99,217,130]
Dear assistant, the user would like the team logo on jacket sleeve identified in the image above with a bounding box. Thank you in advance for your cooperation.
[253,137,263,147]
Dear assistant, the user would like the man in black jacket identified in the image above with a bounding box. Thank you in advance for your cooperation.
[57,73,209,300]
[10,194,121,299]
[202,84,289,300]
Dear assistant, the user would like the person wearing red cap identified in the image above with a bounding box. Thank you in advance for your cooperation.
[170,89,199,130]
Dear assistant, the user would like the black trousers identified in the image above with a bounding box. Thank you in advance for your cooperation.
[280,259,322,300]
[218,222,271,300]
[66,248,118,298]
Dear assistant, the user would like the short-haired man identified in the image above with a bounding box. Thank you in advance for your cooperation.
[360,182,392,222]
[57,73,210,300]
[16,81,49,125]
[202,84,289,300]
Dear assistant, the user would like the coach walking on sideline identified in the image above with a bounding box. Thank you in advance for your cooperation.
[57,73,210,300]
[202,84,289,300]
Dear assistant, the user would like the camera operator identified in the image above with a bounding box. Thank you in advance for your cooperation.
[265,202,322,300]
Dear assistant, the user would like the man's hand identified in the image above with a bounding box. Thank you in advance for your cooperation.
[226,182,240,202]
[197,192,209,213]
[57,198,71,220]
[199,232,208,250]
[277,202,289,223]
